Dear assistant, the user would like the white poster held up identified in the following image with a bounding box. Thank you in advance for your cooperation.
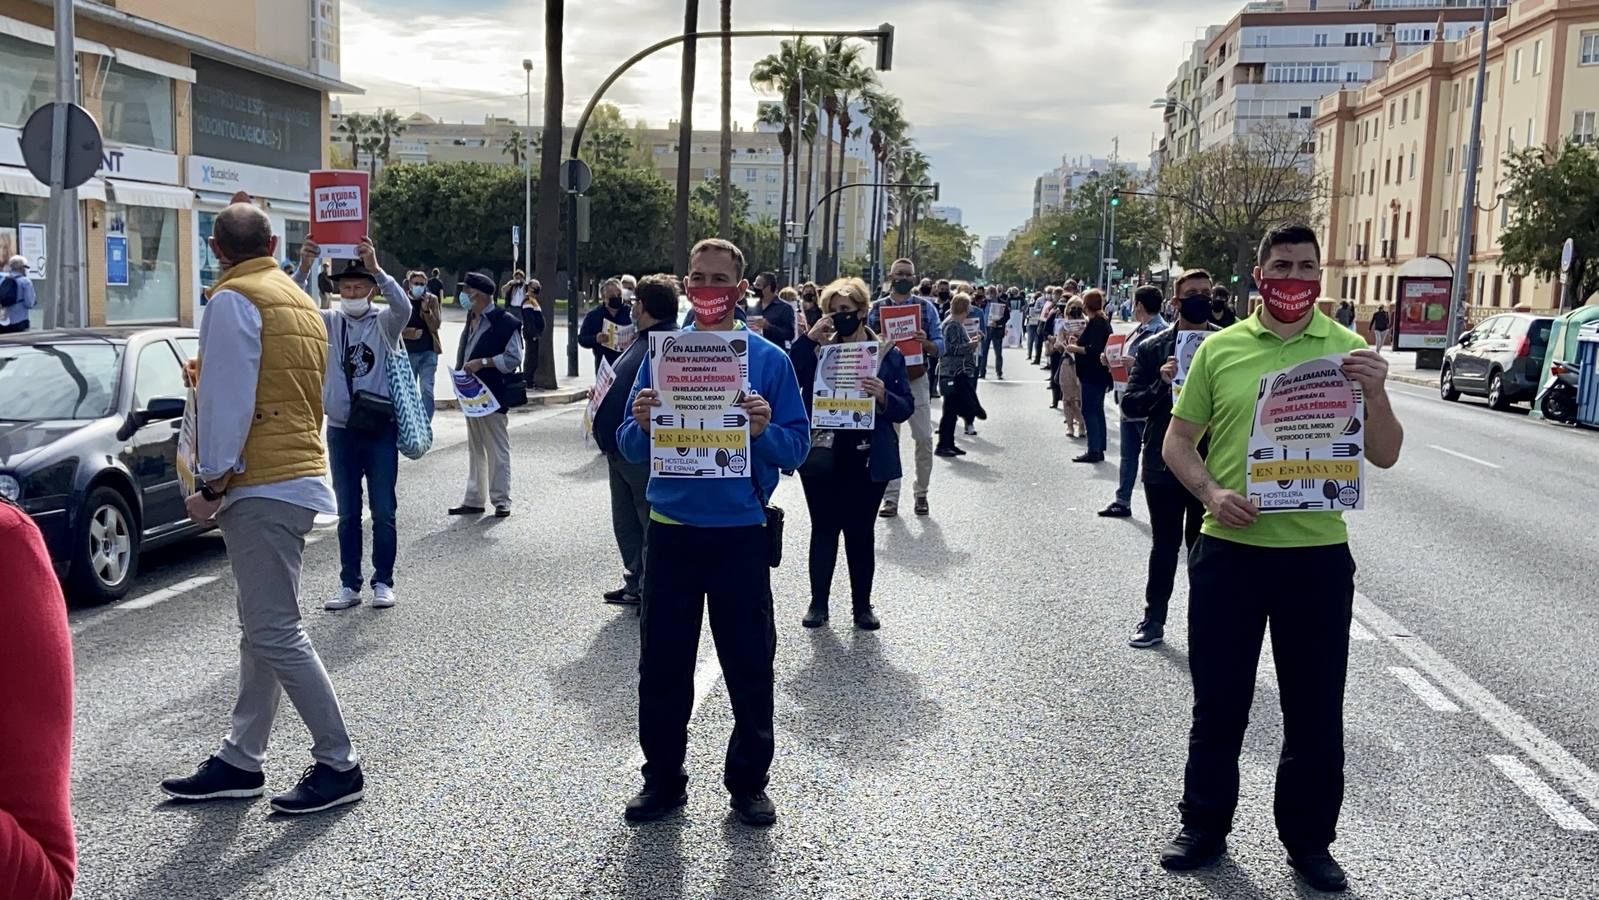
[1172,330,1210,396]
[812,342,880,430]
[647,331,751,478]
[582,357,617,446]
[1246,355,1365,514]
[450,369,502,417]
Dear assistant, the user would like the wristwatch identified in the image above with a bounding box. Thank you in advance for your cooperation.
[199,482,226,502]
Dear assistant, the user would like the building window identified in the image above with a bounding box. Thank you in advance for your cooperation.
[1314,33,1328,47]
[1405,210,1411,239]
[1533,39,1544,75]
[1255,34,1268,47]
[744,167,757,182]
[1573,111,1595,145]
[1443,210,1450,239]
[0,34,62,129]
[104,203,180,324]
[1513,48,1522,82]
[765,170,778,183]
[1451,83,1460,112]
[1415,89,1423,117]
[1401,98,1408,123]
[1507,126,1516,153]
[765,191,778,206]
[703,167,714,179]
[101,63,176,151]
[1445,145,1454,173]
[1582,31,1599,65]
[1388,102,1396,127]
[1409,151,1416,180]
[1384,158,1391,184]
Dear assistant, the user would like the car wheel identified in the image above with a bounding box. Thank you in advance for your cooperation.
[1440,364,1460,401]
[1487,371,1511,411]
[68,486,140,604]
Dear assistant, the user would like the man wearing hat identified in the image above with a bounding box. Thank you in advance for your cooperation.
[295,237,411,611]
[452,270,524,518]
[0,255,37,333]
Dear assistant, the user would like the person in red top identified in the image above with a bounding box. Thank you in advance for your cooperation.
[0,498,76,900]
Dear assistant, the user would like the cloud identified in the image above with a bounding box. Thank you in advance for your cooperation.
[339,0,1241,241]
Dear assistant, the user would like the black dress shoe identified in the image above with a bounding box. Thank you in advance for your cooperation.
[802,602,829,628]
[1287,849,1349,892]
[730,792,777,827]
[853,605,881,630]
[494,505,512,518]
[1072,453,1105,463]
[603,588,629,603]
[1159,828,1226,871]
[624,786,687,823]
[935,446,960,458]
[448,505,486,516]
[950,446,967,456]
[914,496,930,516]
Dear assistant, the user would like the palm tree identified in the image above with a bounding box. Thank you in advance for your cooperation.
[373,109,406,166]
[755,103,791,238]
[673,0,701,275]
[824,45,875,279]
[534,0,564,385]
[359,134,383,177]
[337,113,369,168]
[718,0,733,236]
[861,90,904,284]
[502,130,529,168]
[751,37,822,276]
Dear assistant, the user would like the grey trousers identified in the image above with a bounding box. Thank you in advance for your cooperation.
[605,451,651,594]
[884,374,934,504]
[215,497,358,773]
[464,412,513,508]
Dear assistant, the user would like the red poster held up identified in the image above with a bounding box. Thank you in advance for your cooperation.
[309,169,369,258]
[879,304,924,366]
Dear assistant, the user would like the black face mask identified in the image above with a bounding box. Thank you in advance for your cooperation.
[1212,298,1227,312]
[832,310,862,337]
[938,290,951,302]
[607,296,623,309]
[919,286,933,296]
[891,278,915,295]
[1180,295,1213,325]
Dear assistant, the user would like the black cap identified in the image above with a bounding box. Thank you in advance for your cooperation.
[463,272,497,296]
[331,260,377,284]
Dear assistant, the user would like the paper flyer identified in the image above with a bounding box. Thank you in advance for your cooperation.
[450,369,502,417]
[811,342,880,430]
[647,331,751,478]
[1106,334,1129,399]
[308,169,370,258]
[962,317,982,345]
[1172,330,1210,396]
[1062,319,1087,339]
[1003,310,1024,349]
[582,357,617,445]
[986,302,1008,327]
[880,304,924,366]
[1246,355,1365,514]
[603,320,638,353]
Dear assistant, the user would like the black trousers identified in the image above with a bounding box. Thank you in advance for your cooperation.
[1142,481,1204,626]
[1046,351,1064,405]
[639,521,776,797]
[799,466,888,608]
[1180,536,1356,852]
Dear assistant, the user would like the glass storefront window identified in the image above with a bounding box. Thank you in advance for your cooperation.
[283,219,309,266]
[102,63,174,151]
[105,202,179,323]
[0,34,57,128]
[0,194,55,322]
[197,210,222,295]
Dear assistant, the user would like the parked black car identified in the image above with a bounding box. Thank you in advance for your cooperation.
[0,328,206,602]
[1440,313,1555,410]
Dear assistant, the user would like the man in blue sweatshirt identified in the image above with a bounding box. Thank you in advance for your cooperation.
[617,238,809,828]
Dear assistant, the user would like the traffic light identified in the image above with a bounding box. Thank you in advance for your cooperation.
[1110,190,1120,207]
[1032,249,1040,257]
[1231,274,1240,283]
[1050,238,1058,247]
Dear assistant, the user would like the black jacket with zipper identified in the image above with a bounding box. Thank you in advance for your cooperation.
[1122,324,1217,487]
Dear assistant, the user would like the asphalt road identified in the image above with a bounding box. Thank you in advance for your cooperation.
[64,353,1599,899]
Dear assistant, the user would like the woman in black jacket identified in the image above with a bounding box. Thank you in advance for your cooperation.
[1065,288,1113,463]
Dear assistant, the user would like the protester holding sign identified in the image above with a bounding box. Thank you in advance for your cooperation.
[452,272,525,518]
[1099,285,1169,519]
[1054,299,1087,439]
[579,279,634,369]
[1064,289,1114,464]
[789,278,913,631]
[617,238,808,828]
[1156,226,1403,893]
[935,292,984,457]
[591,275,679,608]
[866,258,943,518]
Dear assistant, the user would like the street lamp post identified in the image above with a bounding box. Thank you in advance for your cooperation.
[523,59,534,278]
[1447,2,1497,349]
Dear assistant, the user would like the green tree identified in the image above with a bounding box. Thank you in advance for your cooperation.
[336,113,370,168]
[882,216,977,279]
[501,130,529,168]
[1499,140,1599,308]
[373,109,406,166]
[586,166,676,279]
[371,162,526,278]
[581,102,636,171]
[692,176,751,220]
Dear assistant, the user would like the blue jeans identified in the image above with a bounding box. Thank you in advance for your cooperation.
[327,423,399,590]
[1116,418,1146,506]
[978,331,1003,378]
[408,350,438,423]
[1082,381,1109,455]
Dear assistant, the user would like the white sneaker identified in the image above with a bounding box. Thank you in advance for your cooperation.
[325,587,362,611]
[372,584,396,609]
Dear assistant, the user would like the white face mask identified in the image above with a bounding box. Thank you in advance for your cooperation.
[341,297,371,317]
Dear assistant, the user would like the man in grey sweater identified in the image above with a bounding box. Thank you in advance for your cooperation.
[295,237,411,610]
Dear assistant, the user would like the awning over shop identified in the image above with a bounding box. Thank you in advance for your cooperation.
[112,48,196,83]
[106,179,194,210]
[78,178,106,203]
[0,165,48,198]
[0,13,113,57]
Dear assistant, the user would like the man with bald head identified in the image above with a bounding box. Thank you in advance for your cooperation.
[161,201,366,816]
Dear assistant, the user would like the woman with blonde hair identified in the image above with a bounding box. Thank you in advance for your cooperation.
[789,277,914,630]
[1064,288,1113,462]
[1055,298,1087,438]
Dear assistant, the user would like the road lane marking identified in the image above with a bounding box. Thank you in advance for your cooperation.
[1386,665,1460,713]
[1349,619,1376,641]
[118,575,219,611]
[1488,755,1599,832]
[1355,593,1599,815]
[1426,444,1502,469]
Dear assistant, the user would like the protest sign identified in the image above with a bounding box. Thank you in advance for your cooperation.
[962,316,982,345]
[582,357,617,445]
[648,331,751,478]
[308,170,369,258]
[450,369,502,417]
[880,304,924,366]
[1172,330,1209,396]
[812,342,880,430]
[603,320,637,354]
[1106,334,1129,400]
[1246,355,1365,513]
[1003,309,1024,349]
[1062,319,1087,339]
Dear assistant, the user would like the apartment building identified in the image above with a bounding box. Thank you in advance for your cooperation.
[1317,0,1599,312]
[930,205,962,226]
[0,0,355,327]
[1032,156,1129,221]
[1155,25,1225,171]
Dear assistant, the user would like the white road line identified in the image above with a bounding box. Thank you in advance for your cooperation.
[1355,593,1599,815]
[1488,755,1599,832]
[1427,443,1502,469]
[118,575,219,611]
[1386,665,1460,713]
[1349,619,1376,642]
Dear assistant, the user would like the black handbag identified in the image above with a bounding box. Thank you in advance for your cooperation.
[500,370,529,408]
[798,429,836,477]
[341,319,394,434]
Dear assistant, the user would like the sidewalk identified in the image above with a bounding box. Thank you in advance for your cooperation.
[430,308,594,411]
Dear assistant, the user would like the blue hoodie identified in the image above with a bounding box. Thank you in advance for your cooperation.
[617,324,810,527]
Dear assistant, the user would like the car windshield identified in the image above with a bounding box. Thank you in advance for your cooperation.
[0,343,122,421]
[1530,319,1553,353]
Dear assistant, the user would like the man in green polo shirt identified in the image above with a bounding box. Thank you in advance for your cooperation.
[1156,225,1404,893]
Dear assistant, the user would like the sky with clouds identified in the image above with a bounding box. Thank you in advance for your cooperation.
[338,0,1243,242]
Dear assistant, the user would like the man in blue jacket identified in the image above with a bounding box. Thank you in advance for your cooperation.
[617,238,809,829]
[578,278,633,370]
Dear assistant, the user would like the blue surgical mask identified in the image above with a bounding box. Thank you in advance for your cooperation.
[410,284,425,299]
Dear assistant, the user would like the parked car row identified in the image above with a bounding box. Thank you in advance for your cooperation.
[1440,312,1555,410]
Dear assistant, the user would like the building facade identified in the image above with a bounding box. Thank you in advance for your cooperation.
[929,205,962,226]
[0,0,356,327]
[1317,0,1599,312]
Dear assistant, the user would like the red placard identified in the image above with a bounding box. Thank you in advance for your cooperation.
[1107,334,1130,387]
[879,304,924,366]
[309,169,370,258]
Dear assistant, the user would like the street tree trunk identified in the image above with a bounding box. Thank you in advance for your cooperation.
[833,123,849,280]
[673,0,700,275]
[820,111,836,281]
[801,134,817,280]
[533,0,564,388]
[717,0,732,237]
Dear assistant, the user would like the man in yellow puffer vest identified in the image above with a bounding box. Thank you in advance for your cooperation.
[159,201,367,816]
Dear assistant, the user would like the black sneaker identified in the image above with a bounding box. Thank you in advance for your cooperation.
[802,601,829,628]
[950,446,968,456]
[448,505,486,516]
[269,763,365,815]
[935,446,960,458]
[730,792,777,827]
[625,786,687,822]
[160,756,265,802]
[1098,502,1133,518]
[604,588,641,605]
[914,496,930,516]
[603,587,629,603]
[1287,849,1349,892]
[1159,828,1226,871]
[1072,452,1105,463]
[1129,621,1165,649]
[494,505,512,518]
